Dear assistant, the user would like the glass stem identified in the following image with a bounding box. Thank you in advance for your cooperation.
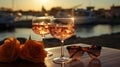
[41,35,45,41]
[61,40,64,58]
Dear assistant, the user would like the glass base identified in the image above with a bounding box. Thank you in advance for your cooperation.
[53,57,70,64]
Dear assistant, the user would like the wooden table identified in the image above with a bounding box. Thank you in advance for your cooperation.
[0,43,120,67]
[45,43,120,67]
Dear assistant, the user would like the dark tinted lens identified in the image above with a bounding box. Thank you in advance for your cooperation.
[66,46,81,55]
[66,46,83,60]
[87,46,102,59]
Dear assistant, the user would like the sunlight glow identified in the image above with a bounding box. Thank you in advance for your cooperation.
[40,0,48,3]
[0,0,119,11]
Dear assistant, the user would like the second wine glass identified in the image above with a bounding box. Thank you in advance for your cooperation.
[49,17,75,64]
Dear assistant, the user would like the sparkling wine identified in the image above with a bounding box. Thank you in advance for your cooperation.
[49,25,75,40]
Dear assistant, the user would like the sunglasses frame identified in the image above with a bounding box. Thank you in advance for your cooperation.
[66,45,102,59]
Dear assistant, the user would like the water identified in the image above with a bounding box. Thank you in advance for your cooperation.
[76,25,120,37]
[0,25,120,41]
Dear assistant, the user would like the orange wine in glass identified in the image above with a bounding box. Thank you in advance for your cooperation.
[32,16,53,57]
[49,17,75,63]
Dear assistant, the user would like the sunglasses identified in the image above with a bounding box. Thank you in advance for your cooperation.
[66,45,102,60]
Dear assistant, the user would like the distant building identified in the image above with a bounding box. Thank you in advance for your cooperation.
[111,5,120,18]
[86,6,95,11]
[94,8,106,18]
[94,5,120,19]
[41,5,47,16]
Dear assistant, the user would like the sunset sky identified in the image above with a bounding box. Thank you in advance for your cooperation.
[0,0,120,11]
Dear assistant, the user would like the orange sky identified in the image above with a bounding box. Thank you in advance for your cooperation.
[0,0,120,11]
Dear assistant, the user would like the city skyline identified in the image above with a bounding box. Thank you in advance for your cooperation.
[0,0,120,11]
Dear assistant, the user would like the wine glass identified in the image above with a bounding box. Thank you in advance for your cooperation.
[32,16,53,56]
[49,17,75,64]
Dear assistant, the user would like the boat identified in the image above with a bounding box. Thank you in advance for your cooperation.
[74,9,97,24]
[0,12,15,31]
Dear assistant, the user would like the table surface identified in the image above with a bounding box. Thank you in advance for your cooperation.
[0,43,120,67]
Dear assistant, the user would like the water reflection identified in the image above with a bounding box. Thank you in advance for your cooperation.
[76,25,120,37]
[93,25,112,36]
[0,25,120,41]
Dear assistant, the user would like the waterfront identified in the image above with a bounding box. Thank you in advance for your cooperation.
[0,24,120,41]
[76,24,120,37]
